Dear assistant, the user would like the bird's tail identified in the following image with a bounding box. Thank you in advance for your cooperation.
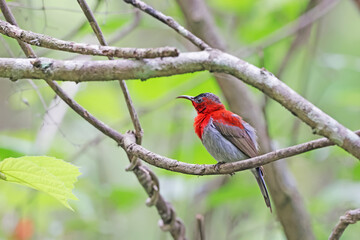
[252,167,272,213]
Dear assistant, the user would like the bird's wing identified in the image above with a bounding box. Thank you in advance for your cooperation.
[212,114,258,158]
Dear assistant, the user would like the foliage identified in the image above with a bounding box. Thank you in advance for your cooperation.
[0,156,80,210]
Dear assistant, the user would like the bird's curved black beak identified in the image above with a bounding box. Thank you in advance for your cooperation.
[176,95,194,101]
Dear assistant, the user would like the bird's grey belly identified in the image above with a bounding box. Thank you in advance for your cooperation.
[202,120,248,163]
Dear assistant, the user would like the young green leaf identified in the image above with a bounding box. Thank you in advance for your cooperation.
[0,156,80,210]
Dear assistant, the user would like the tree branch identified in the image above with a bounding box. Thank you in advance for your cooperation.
[329,209,360,240]
[123,0,210,50]
[15,62,360,175]
[76,0,144,143]
[75,0,185,238]
[8,70,359,175]
[0,19,179,59]
[1,53,359,159]
[125,130,360,175]
[36,0,102,57]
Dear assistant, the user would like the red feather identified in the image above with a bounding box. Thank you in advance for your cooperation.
[211,110,245,129]
[194,109,245,139]
[194,113,210,140]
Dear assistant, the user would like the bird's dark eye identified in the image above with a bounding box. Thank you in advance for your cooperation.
[195,98,203,103]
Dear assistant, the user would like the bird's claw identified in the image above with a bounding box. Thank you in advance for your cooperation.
[214,162,235,176]
[214,162,225,172]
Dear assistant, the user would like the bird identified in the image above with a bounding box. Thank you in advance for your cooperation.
[177,92,272,212]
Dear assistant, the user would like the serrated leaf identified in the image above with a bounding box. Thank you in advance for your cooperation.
[0,156,80,210]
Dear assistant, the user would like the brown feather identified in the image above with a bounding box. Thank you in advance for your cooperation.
[213,121,258,158]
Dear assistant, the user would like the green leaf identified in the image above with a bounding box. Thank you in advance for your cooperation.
[0,156,80,210]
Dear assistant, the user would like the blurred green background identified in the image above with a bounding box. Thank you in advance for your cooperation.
[0,0,359,239]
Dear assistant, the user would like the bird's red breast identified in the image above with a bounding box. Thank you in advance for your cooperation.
[194,109,245,140]
[194,113,210,140]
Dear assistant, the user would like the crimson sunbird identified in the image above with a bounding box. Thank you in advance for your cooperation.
[177,92,272,212]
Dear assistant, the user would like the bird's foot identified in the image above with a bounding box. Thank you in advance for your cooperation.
[214,161,226,172]
[214,162,235,176]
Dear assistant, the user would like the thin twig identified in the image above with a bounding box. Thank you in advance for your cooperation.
[0,20,179,59]
[37,0,115,57]
[76,0,108,46]
[63,0,102,41]
[77,0,144,143]
[6,1,134,15]
[118,82,143,143]
[109,9,141,45]
[329,209,360,240]
[123,0,210,50]
[0,0,36,57]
